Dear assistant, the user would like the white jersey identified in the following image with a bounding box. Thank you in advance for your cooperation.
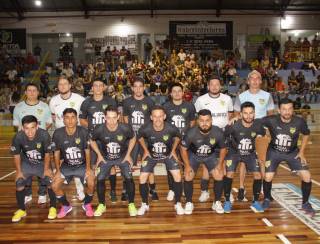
[195,93,233,129]
[49,93,85,128]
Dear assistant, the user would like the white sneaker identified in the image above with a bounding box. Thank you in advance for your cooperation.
[137,203,149,216]
[184,202,194,215]
[230,193,235,203]
[175,202,184,215]
[199,191,210,202]
[212,201,224,214]
[24,195,32,204]
[74,177,85,201]
[166,190,175,201]
[38,195,47,204]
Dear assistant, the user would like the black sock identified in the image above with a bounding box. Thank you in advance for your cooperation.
[263,180,272,200]
[48,188,57,208]
[214,180,223,202]
[57,195,70,206]
[201,179,209,191]
[149,183,156,193]
[125,178,135,203]
[109,175,116,192]
[97,179,106,204]
[302,181,312,204]
[223,176,233,202]
[16,189,26,210]
[139,183,149,204]
[173,181,182,203]
[83,193,93,204]
[253,179,262,202]
[122,180,127,193]
[167,171,174,190]
[184,180,193,202]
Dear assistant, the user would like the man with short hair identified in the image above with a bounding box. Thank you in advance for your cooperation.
[11,115,57,222]
[51,108,95,218]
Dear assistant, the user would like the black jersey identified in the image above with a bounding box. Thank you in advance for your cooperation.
[52,126,90,166]
[123,96,154,133]
[138,122,181,160]
[11,128,52,165]
[181,126,226,158]
[163,100,196,136]
[262,115,310,153]
[224,119,266,156]
[79,96,117,133]
[92,123,134,160]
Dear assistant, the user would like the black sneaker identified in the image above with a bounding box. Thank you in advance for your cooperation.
[237,188,246,201]
[150,190,159,201]
[302,202,316,216]
[121,192,128,202]
[110,191,117,203]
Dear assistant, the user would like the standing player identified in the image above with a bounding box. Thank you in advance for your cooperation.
[137,106,184,215]
[164,82,196,201]
[262,98,315,215]
[79,79,118,202]
[122,77,158,200]
[49,76,86,201]
[51,108,95,218]
[181,109,227,215]
[11,115,56,222]
[90,106,137,217]
[234,70,274,201]
[13,83,52,204]
[223,102,265,213]
[194,76,233,202]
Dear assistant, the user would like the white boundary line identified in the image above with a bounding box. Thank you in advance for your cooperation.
[279,164,320,187]
[0,170,15,181]
[262,218,274,227]
[0,156,13,159]
[276,234,292,244]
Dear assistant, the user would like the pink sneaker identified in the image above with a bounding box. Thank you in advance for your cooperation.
[57,205,72,218]
[82,203,94,217]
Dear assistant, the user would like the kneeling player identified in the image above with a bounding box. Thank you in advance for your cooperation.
[11,115,56,222]
[90,106,137,217]
[262,98,315,215]
[137,106,184,216]
[51,108,95,218]
[181,109,227,215]
[223,102,265,213]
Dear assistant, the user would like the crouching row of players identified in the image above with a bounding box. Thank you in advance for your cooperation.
[11,98,315,222]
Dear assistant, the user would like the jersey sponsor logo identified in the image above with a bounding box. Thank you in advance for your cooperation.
[181,108,187,114]
[239,138,253,151]
[290,127,296,134]
[131,111,144,125]
[197,145,212,156]
[26,149,42,163]
[65,147,83,165]
[92,111,105,125]
[117,135,123,141]
[275,134,292,151]
[209,138,216,145]
[107,142,121,155]
[152,142,167,158]
[36,143,42,149]
[172,115,185,129]
[75,138,81,144]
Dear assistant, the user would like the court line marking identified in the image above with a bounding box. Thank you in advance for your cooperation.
[262,218,274,227]
[279,164,320,187]
[0,156,13,159]
[276,234,292,244]
[0,170,15,181]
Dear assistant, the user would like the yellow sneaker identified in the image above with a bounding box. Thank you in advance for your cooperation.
[48,207,57,220]
[12,209,26,222]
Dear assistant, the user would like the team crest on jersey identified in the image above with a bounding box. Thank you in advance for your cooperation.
[75,138,81,144]
[209,138,216,145]
[102,104,109,110]
[226,160,232,167]
[163,135,169,141]
[265,160,271,168]
[117,135,123,141]
[70,102,75,107]
[259,99,265,105]
[290,127,296,134]
[142,104,148,111]
[251,132,256,137]
[36,109,43,115]
[141,160,148,167]
[181,108,187,114]
[220,100,225,106]
[36,143,41,149]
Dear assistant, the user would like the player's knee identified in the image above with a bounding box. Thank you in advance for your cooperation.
[299,170,311,182]
[264,173,274,182]
[226,171,234,178]
[253,172,262,180]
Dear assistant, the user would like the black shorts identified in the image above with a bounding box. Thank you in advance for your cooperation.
[265,148,309,173]
[16,161,50,188]
[96,157,132,181]
[189,152,219,173]
[225,152,260,173]
[140,156,180,173]
[60,163,86,184]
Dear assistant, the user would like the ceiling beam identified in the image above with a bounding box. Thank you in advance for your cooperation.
[216,0,222,17]
[11,0,24,21]
[80,0,89,19]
